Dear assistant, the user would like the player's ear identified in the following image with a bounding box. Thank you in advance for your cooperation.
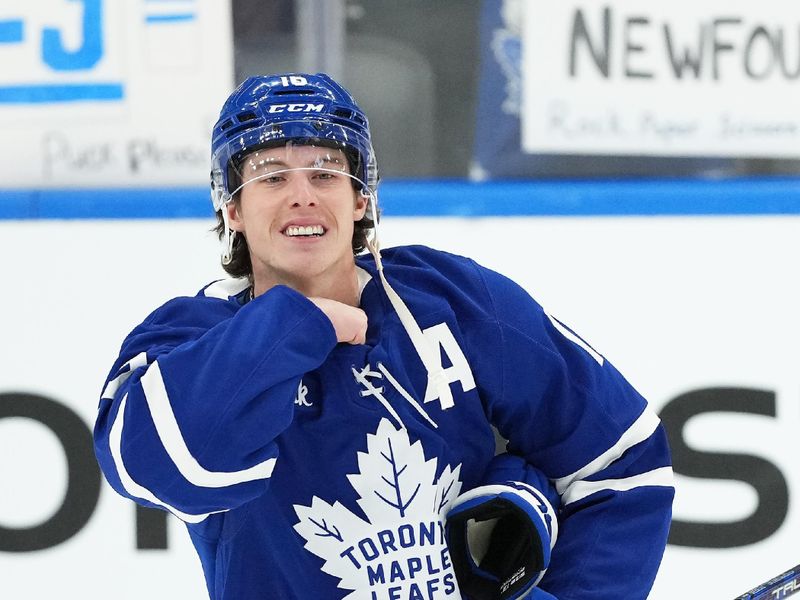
[226,201,245,232]
[353,191,368,221]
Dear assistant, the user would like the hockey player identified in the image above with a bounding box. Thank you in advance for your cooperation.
[94,73,674,600]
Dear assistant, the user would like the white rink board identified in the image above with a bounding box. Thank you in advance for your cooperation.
[1,216,800,598]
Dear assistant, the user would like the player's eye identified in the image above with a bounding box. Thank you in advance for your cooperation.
[261,174,285,184]
[313,171,344,182]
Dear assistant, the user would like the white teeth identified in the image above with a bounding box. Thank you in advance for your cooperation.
[285,225,324,237]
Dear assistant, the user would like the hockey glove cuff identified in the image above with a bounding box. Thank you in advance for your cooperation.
[445,467,559,599]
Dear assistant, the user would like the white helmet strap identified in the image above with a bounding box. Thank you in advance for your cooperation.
[220,198,236,265]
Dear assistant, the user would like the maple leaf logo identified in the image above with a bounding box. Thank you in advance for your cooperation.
[293,418,463,599]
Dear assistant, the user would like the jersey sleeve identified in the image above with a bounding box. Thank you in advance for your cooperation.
[93,285,337,524]
[471,262,674,600]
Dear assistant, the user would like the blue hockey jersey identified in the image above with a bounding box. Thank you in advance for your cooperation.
[94,245,673,599]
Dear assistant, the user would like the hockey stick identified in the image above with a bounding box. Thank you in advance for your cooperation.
[734,564,800,599]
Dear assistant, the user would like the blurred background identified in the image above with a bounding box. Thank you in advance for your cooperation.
[2,0,800,598]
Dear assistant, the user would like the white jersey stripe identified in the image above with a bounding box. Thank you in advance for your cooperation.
[109,393,215,524]
[547,313,604,365]
[140,361,277,488]
[554,408,661,495]
[561,467,675,506]
[101,351,149,400]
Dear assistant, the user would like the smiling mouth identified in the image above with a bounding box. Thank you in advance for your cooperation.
[283,225,325,237]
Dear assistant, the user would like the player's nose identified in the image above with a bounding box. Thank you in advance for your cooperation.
[289,174,317,207]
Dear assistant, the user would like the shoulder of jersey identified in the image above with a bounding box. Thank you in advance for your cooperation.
[363,244,477,280]
[137,278,248,329]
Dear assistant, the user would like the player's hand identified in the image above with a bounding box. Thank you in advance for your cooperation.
[445,455,559,600]
[309,297,368,345]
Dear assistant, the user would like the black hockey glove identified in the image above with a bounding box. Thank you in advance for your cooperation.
[445,456,559,600]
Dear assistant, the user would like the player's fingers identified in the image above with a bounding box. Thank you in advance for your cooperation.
[346,310,368,345]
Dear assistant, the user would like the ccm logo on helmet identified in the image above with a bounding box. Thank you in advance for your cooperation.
[268,103,325,114]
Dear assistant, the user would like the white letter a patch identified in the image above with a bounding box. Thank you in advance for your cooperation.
[421,323,476,410]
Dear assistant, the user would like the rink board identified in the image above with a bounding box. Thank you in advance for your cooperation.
[1,207,800,598]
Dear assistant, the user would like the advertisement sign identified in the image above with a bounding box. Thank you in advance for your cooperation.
[521,1,800,157]
[0,0,233,187]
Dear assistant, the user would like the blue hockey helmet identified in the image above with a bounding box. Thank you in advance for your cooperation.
[210,73,378,210]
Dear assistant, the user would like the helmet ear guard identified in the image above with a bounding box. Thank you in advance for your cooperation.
[210,170,231,211]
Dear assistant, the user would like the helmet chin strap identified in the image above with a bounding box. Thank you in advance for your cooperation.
[218,192,236,266]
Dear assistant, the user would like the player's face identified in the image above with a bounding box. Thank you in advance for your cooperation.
[226,143,368,289]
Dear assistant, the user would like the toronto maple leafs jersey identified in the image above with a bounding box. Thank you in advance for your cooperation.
[93,245,674,600]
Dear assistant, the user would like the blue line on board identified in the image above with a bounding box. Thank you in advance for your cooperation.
[1,178,800,220]
[0,19,24,43]
[145,13,195,23]
[0,83,124,103]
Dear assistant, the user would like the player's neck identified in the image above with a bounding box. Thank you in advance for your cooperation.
[253,262,361,306]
